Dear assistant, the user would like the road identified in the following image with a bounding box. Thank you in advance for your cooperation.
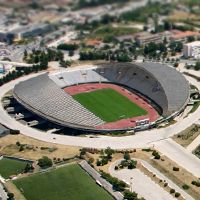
[155,138,200,177]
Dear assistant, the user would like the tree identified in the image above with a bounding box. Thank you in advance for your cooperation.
[163,21,172,30]
[128,160,137,169]
[24,163,34,173]
[57,43,79,51]
[7,192,14,200]
[38,156,53,168]
[124,152,130,161]
[23,49,28,61]
[69,50,74,57]
[152,150,160,159]
[123,190,138,200]
[187,36,195,42]
[105,147,114,160]
[174,62,179,68]
[194,61,200,70]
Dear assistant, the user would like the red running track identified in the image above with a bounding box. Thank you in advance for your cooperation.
[64,83,160,130]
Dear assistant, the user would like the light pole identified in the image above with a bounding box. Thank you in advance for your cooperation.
[130,177,133,192]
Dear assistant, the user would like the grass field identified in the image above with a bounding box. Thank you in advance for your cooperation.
[73,88,147,122]
[0,157,28,179]
[13,164,114,200]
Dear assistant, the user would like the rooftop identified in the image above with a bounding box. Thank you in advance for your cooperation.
[170,30,200,39]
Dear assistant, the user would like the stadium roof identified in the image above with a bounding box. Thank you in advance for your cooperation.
[136,62,190,115]
[13,62,190,131]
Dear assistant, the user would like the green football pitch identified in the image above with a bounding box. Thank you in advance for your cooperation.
[73,88,147,122]
[13,164,114,200]
[0,157,28,179]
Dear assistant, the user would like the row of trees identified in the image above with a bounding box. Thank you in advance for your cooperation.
[100,171,144,200]
[57,43,79,51]
[76,0,128,9]
[0,62,47,87]
[24,48,64,65]
[96,147,114,166]
[79,50,131,62]
[0,48,72,87]
[101,171,127,191]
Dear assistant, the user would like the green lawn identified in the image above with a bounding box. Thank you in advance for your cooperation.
[89,25,139,41]
[0,157,28,179]
[73,88,147,122]
[13,164,114,200]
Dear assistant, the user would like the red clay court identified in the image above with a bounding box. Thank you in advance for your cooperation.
[64,83,160,130]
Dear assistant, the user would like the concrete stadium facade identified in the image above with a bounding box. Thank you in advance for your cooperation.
[13,62,190,132]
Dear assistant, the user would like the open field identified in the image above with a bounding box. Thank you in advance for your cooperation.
[13,164,114,200]
[172,124,200,147]
[89,25,139,40]
[73,88,147,122]
[168,11,199,22]
[0,134,80,160]
[0,157,28,179]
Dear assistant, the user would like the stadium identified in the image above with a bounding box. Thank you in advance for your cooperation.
[13,62,190,133]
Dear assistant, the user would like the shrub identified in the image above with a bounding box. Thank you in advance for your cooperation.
[19,145,25,151]
[96,159,101,166]
[79,148,86,158]
[173,167,179,171]
[164,183,168,187]
[16,141,21,146]
[114,166,118,170]
[10,130,20,135]
[48,147,57,152]
[170,189,175,194]
[191,180,200,187]
[38,156,53,168]
[175,192,180,198]
[182,184,190,190]
[152,150,160,159]
[142,148,152,152]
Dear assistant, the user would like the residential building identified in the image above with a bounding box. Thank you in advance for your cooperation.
[183,41,200,58]
[134,31,171,46]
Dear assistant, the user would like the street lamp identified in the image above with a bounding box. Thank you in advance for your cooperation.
[130,177,133,192]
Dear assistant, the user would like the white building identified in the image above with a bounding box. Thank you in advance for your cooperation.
[183,41,200,59]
